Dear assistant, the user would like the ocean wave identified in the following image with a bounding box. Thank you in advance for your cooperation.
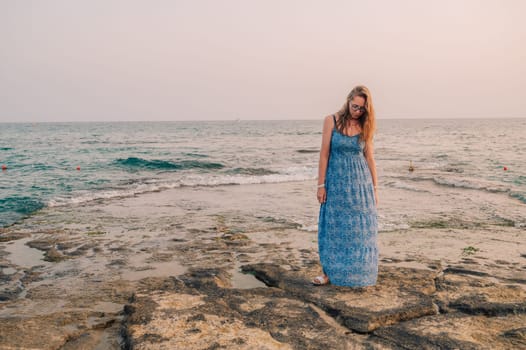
[0,196,45,227]
[183,153,209,158]
[20,163,56,171]
[178,168,316,187]
[227,167,279,176]
[442,167,464,173]
[113,157,224,171]
[383,174,526,203]
[47,184,171,207]
[385,174,525,203]
[388,173,508,191]
[48,168,317,208]
[0,196,45,215]
[514,175,526,186]
[432,176,508,193]
[383,180,429,193]
[0,147,13,151]
[509,191,526,204]
[283,131,321,136]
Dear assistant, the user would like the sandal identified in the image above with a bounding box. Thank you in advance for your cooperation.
[312,275,330,286]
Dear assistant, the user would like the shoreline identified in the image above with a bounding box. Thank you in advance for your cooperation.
[0,180,525,348]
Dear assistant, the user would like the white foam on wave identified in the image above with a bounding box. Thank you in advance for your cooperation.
[181,166,316,187]
[386,173,512,195]
[300,224,319,232]
[47,183,177,207]
[47,167,318,208]
[383,180,429,193]
[432,176,508,193]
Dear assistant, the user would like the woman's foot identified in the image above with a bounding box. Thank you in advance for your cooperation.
[311,275,330,286]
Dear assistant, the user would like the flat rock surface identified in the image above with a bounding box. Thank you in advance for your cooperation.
[242,264,438,333]
[374,313,526,350]
[123,263,526,350]
[123,270,373,350]
[0,182,525,349]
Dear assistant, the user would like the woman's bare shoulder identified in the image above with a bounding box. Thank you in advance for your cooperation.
[323,114,336,127]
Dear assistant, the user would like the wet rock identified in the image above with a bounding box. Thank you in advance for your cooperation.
[1,267,44,302]
[26,238,54,251]
[0,286,22,301]
[68,242,98,256]
[108,245,130,253]
[60,326,123,350]
[220,232,249,241]
[44,246,68,262]
[108,259,127,267]
[0,231,30,242]
[56,240,82,250]
[145,252,173,263]
[219,233,251,247]
[0,314,75,349]
[86,230,106,236]
[20,268,44,284]
[0,311,121,350]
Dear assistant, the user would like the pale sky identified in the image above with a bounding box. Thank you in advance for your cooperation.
[1,0,525,122]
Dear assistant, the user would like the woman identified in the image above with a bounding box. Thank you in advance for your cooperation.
[312,85,379,287]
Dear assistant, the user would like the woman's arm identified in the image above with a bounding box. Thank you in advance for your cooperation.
[364,141,379,206]
[317,115,334,203]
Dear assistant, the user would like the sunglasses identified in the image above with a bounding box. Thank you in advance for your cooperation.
[350,104,366,113]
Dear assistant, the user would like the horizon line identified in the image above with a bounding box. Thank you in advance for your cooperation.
[0,116,525,124]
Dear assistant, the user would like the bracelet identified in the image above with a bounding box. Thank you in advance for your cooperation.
[317,184,325,188]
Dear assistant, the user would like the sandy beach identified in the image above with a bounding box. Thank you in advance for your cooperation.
[0,180,525,349]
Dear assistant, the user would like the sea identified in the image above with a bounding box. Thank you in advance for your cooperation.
[1,118,525,230]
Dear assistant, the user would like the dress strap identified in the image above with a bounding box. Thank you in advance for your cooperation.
[332,114,337,128]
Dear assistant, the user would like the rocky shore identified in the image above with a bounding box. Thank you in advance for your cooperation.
[1,182,525,349]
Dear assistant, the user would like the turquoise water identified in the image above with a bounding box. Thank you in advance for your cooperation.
[1,119,525,228]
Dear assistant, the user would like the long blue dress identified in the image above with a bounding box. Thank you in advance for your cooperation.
[318,120,378,287]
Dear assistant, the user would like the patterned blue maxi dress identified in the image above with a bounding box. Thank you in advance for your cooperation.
[318,117,378,287]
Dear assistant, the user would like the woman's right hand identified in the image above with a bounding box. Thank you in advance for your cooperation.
[317,188,327,204]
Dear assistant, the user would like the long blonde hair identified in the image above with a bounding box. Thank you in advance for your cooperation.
[335,85,376,144]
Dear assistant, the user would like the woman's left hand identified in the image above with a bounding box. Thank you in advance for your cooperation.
[317,188,327,204]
